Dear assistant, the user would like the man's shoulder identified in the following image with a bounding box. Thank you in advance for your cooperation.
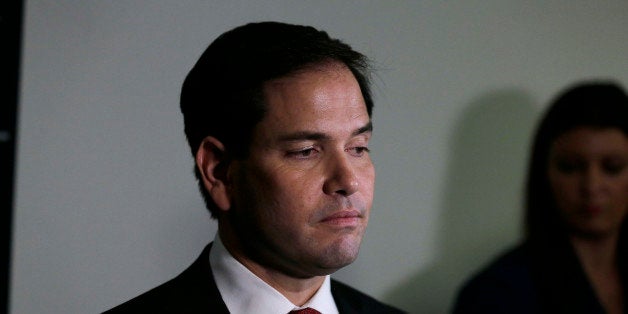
[330,279,405,314]
[103,244,229,313]
[103,276,205,313]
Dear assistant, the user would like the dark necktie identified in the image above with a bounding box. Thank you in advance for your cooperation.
[288,308,321,314]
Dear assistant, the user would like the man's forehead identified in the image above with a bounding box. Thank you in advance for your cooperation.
[274,121,373,143]
[263,61,354,91]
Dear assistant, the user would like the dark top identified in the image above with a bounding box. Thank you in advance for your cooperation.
[453,240,626,314]
[105,243,404,313]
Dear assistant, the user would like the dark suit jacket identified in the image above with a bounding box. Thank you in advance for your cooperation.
[105,243,403,313]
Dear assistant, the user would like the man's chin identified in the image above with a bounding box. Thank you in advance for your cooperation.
[317,238,362,269]
[285,239,364,278]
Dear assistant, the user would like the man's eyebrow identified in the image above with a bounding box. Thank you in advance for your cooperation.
[277,121,373,142]
[353,121,373,136]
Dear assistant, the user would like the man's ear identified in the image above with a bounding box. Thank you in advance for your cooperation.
[195,136,231,212]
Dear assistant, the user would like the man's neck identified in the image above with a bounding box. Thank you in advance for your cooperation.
[235,256,326,306]
[218,226,326,306]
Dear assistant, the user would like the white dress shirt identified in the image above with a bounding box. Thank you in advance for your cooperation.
[209,234,339,314]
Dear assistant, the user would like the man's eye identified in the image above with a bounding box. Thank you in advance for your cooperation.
[348,146,370,156]
[287,148,318,159]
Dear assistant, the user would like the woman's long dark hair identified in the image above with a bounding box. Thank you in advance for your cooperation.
[524,80,628,257]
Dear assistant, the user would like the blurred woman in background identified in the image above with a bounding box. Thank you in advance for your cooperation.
[453,81,628,314]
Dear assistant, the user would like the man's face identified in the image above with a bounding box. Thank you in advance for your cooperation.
[226,62,375,277]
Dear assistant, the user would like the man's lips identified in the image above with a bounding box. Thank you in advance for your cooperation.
[320,209,362,226]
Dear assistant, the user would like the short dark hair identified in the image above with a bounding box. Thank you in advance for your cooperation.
[525,80,628,242]
[180,21,373,217]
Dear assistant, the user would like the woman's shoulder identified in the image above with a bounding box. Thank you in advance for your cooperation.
[452,244,539,314]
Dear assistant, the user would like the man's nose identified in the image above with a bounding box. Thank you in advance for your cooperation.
[323,152,359,196]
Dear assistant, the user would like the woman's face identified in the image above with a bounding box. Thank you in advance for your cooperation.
[548,127,628,239]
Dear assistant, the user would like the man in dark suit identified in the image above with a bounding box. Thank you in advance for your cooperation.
[106,21,402,313]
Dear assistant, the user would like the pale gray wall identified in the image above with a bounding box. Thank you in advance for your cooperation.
[11,1,628,313]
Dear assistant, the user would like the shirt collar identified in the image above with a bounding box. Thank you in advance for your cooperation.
[209,234,338,314]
